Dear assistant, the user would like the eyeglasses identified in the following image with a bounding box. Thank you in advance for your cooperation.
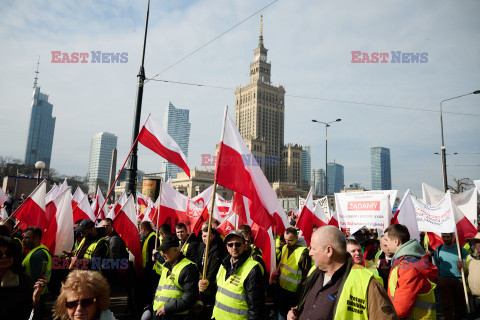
[65,298,96,309]
[227,242,243,248]
[0,251,12,258]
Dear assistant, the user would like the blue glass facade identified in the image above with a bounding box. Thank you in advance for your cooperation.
[25,87,56,169]
[161,102,191,180]
[371,147,391,190]
[327,162,344,195]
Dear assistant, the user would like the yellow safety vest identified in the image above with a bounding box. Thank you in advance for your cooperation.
[22,244,52,294]
[152,235,164,275]
[374,250,382,261]
[279,245,306,292]
[353,263,383,287]
[275,236,281,260]
[388,265,436,319]
[84,237,109,260]
[212,258,260,320]
[153,257,195,313]
[14,237,24,251]
[142,232,156,268]
[334,268,382,319]
[180,242,189,255]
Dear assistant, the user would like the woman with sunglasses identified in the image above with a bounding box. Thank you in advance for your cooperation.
[0,235,34,320]
[52,269,117,320]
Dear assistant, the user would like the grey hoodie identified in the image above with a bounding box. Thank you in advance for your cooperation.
[392,239,426,261]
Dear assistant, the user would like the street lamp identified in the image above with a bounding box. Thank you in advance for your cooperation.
[439,90,480,192]
[35,161,45,185]
[312,118,341,196]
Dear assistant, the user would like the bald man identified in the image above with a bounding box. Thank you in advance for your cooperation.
[288,226,397,320]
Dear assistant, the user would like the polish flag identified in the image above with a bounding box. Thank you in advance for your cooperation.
[313,197,329,227]
[141,203,153,223]
[42,188,74,255]
[217,212,237,237]
[230,192,253,227]
[328,210,339,227]
[92,186,108,220]
[73,194,96,223]
[72,187,86,209]
[136,192,149,208]
[214,107,288,233]
[13,180,48,232]
[107,193,127,219]
[390,190,420,242]
[114,194,143,274]
[138,114,190,178]
[251,223,276,281]
[296,187,314,246]
[45,185,59,204]
[151,180,189,230]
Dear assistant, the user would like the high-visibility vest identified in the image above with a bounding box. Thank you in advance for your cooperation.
[14,237,23,251]
[334,268,382,319]
[353,262,383,287]
[374,250,382,261]
[388,264,436,319]
[279,245,306,292]
[84,237,109,260]
[152,235,164,275]
[180,242,189,255]
[142,232,156,268]
[153,257,195,313]
[22,244,52,294]
[212,257,260,320]
[275,236,282,260]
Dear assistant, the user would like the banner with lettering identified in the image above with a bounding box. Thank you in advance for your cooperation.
[335,190,395,233]
[412,190,456,233]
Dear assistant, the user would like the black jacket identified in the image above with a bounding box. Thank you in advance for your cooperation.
[218,252,265,320]
[162,254,200,316]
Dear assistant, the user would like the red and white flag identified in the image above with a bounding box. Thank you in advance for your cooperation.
[42,188,74,255]
[45,185,59,204]
[214,107,288,233]
[13,180,48,232]
[114,194,143,273]
[92,186,108,220]
[136,192,149,208]
[229,192,253,227]
[72,187,86,209]
[296,187,314,246]
[107,193,128,219]
[73,194,96,223]
[313,197,329,228]
[141,203,153,223]
[151,180,189,230]
[391,190,420,242]
[138,114,190,178]
[251,224,276,281]
[217,211,237,237]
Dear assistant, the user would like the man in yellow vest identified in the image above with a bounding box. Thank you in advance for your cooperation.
[384,224,438,320]
[273,227,311,320]
[73,219,110,270]
[22,226,52,320]
[288,225,397,320]
[152,235,199,319]
[175,222,198,261]
[138,221,160,314]
[202,230,265,320]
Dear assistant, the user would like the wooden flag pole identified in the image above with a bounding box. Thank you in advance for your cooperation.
[154,179,163,251]
[202,181,218,280]
[454,231,470,313]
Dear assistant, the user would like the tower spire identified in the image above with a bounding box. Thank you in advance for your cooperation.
[259,12,263,45]
[33,56,40,88]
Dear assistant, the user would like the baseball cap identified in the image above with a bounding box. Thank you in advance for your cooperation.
[74,219,95,233]
[159,236,180,252]
[224,230,245,243]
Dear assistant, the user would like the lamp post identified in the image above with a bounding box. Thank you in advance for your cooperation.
[439,90,480,192]
[312,119,341,196]
[35,161,45,185]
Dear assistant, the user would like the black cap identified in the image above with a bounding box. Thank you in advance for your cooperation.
[159,236,180,252]
[74,219,95,233]
[224,230,245,243]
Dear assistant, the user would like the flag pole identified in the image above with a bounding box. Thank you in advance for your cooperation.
[454,231,470,313]
[202,105,229,280]
[154,179,163,251]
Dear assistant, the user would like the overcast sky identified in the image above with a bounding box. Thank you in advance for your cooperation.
[1,0,479,197]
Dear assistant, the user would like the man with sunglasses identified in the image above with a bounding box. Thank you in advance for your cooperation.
[209,230,265,320]
[152,235,199,320]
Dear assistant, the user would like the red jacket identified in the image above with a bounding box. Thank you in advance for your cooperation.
[388,248,438,317]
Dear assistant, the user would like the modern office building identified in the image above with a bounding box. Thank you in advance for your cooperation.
[312,168,325,196]
[234,14,286,183]
[371,147,391,190]
[301,146,311,190]
[327,162,344,195]
[25,63,56,169]
[161,102,191,181]
[86,132,117,193]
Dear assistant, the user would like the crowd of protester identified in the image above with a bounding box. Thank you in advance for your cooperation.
[2,210,480,320]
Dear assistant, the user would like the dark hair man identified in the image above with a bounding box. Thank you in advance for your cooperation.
[175,223,198,261]
[288,226,396,320]
[139,221,160,313]
[384,224,438,319]
[73,219,110,271]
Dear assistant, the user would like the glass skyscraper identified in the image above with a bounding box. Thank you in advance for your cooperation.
[312,168,325,196]
[327,162,344,195]
[25,86,56,169]
[161,102,191,181]
[301,146,311,187]
[371,146,391,190]
[86,132,117,193]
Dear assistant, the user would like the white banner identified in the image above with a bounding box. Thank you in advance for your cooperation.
[412,191,456,233]
[335,191,395,233]
[475,180,480,194]
[315,196,330,217]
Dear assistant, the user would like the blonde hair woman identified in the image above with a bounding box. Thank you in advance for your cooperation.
[53,270,116,320]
